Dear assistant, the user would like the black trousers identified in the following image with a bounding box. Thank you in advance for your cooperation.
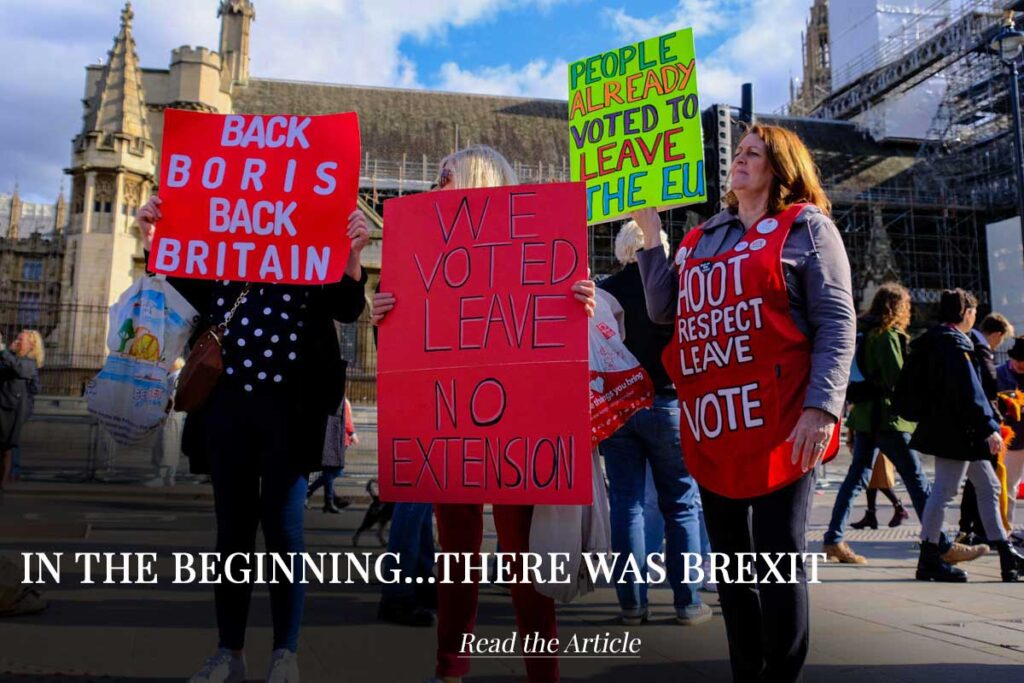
[700,471,816,683]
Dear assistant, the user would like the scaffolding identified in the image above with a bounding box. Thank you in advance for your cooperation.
[776,0,1024,308]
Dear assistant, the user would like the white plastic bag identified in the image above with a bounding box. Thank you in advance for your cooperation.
[529,448,610,603]
[589,290,653,446]
[86,276,199,445]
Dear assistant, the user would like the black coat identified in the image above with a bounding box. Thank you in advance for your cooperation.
[969,328,999,402]
[164,270,367,474]
[909,325,1001,461]
[598,262,674,395]
[0,350,39,450]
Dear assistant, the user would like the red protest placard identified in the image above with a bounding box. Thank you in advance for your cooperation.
[148,109,360,284]
[377,182,592,505]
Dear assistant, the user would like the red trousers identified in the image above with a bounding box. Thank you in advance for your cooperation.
[434,503,559,682]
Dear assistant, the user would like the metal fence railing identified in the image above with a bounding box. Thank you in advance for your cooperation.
[0,299,109,395]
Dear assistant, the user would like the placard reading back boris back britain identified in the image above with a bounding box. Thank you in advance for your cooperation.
[148,109,360,284]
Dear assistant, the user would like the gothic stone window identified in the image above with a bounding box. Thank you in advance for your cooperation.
[93,175,116,233]
[17,291,41,328]
[21,259,43,282]
[72,179,85,214]
[121,177,143,222]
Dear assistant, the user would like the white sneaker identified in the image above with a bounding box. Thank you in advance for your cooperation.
[142,476,166,487]
[266,648,299,683]
[188,649,246,683]
[676,602,713,625]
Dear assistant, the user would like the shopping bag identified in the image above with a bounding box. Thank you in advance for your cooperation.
[589,291,653,446]
[86,276,199,445]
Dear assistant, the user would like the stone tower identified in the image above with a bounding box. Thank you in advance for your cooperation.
[62,1,157,367]
[790,0,831,115]
[218,0,255,88]
[7,184,21,239]
[54,187,67,236]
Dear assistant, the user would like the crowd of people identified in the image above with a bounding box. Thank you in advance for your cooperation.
[5,119,1022,683]
[822,284,1024,583]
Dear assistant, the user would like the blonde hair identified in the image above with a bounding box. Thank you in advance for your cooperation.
[725,123,831,216]
[439,144,518,190]
[171,357,185,373]
[615,221,669,265]
[19,329,45,368]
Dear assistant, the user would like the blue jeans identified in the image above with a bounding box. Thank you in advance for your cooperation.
[824,430,932,545]
[308,466,343,506]
[643,464,665,555]
[381,502,435,603]
[205,386,308,652]
[602,396,702,610]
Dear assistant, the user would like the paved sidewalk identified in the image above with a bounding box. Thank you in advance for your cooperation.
[2,413,1023,682]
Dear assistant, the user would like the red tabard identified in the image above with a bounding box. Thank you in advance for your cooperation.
[662,203,839,499]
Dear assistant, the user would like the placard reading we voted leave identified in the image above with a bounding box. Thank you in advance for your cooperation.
[569,29,706,224]
[148,109,360,284]
[377,183,592,505]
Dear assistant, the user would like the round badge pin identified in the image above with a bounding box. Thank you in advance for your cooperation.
[735,241,749,252]
[757,218,779,234]
[750,238,768,251]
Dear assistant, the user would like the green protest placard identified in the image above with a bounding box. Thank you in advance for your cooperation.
[569,29,705,224]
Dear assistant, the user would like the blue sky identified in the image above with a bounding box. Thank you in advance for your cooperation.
[0,0,812,204]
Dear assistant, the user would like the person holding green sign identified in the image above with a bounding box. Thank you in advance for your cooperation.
[635,124,856,683]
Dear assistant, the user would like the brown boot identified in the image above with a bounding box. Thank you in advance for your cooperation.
[824,542,868,564]
[941,541,990,564]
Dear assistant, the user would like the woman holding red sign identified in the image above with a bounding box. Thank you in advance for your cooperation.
[635,124,856,683]
[372,144,596,683]
[138,196,369,683]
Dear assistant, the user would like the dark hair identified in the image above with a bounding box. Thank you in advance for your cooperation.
[980,312,1014,337]
[937,288,978,324]
[866,282,910,333]
[1009,336,1024,361]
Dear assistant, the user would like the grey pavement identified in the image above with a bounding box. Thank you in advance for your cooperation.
[1,405,1023,682]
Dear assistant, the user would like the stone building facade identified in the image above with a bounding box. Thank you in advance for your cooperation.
[60,0,570,399]
[0,187,67,372]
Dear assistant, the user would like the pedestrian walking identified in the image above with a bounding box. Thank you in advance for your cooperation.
[822,283,981,565]
[307,397,357,512]
[910,290,1024,582]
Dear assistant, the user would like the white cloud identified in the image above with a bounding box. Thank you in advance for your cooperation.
[602,0,808,111]
[0,0,813,201]
[436,59,567,98]
[603,0,739,40]
[433,0,810,108]
[0,0,572,201]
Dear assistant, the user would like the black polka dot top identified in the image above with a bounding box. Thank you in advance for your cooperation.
[212,281,310,392]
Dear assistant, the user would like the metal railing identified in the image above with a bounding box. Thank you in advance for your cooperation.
[358,154,570,192]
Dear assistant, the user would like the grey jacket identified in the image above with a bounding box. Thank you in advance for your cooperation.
[637,205,856,420]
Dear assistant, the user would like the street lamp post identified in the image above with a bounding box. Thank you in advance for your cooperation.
[990,12,1024,246]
